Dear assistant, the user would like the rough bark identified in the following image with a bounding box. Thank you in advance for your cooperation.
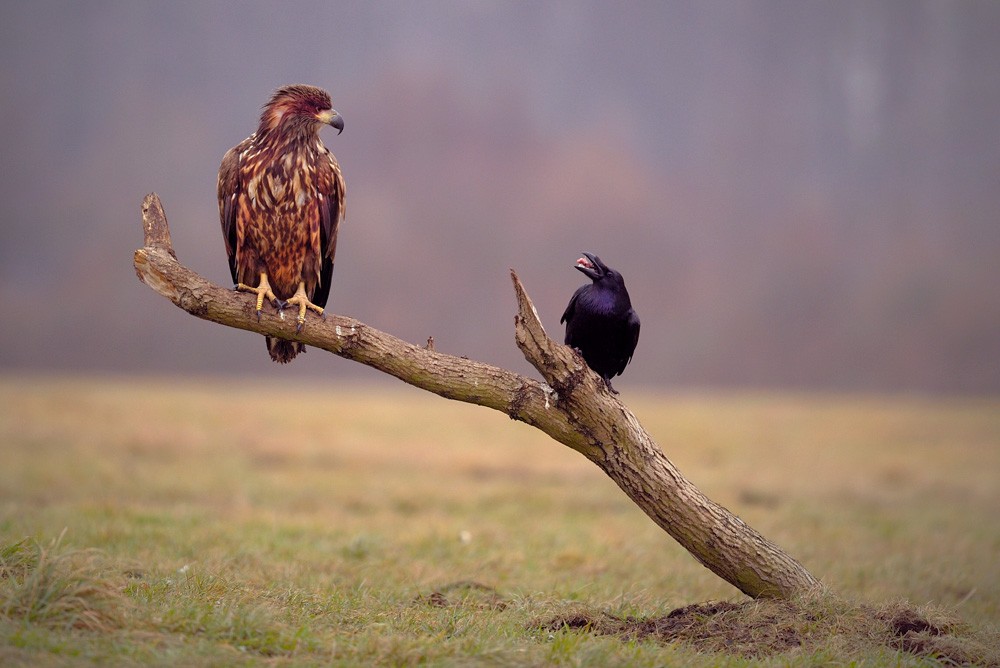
[134,193,821,599]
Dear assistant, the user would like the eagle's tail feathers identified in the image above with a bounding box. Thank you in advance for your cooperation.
[266,336,305,364]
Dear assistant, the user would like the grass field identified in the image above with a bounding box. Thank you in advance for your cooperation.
[1,376,998,665]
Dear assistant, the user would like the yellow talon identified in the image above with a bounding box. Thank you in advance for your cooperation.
[283,281,325,332]
[236,272,281,318]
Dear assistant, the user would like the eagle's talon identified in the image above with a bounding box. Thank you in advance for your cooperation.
[236,272,282,319]
[281,281,325,333]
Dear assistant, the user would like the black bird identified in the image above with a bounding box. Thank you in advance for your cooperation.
[560,252,640,393]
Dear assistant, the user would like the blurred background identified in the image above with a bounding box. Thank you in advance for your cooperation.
[1,0,998,393]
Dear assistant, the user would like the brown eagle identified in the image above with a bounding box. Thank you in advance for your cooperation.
[217,84,346,363]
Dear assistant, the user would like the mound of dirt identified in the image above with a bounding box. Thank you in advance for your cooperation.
[540,597,997,666]
[879,606,987,666]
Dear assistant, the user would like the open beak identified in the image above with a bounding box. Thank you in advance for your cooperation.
[574,252,603,280]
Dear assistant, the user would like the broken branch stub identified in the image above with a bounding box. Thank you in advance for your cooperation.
[134,193,821,599]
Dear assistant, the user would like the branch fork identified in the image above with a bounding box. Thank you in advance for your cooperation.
[134,193,820,599]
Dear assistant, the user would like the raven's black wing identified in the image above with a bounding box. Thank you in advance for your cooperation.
[625,309,640,365]
[613,308,641,377]
[560,285,589,345]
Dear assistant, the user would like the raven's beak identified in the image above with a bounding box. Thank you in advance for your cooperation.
[574,252,602,280]
[319,109,344,134]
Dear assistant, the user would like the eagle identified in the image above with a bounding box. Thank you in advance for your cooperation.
[217,84,346,363]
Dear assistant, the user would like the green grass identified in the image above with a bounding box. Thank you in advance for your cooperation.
[1,531,124,634]
[0,376,998,665]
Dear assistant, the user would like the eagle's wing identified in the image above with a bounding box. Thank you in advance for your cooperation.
[313,147,346,309]
[217,138,251,286]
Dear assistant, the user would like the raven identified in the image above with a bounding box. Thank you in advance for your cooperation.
[560,252,640,393]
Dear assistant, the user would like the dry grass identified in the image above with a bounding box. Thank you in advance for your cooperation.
[0,376,998,665]
[1,531,124,633]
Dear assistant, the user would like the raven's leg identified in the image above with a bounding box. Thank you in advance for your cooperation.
[283,281,326,333]
[235,272,284,321]
[603,376,619,394]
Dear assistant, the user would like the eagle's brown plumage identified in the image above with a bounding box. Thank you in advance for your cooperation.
[218,84,346,363]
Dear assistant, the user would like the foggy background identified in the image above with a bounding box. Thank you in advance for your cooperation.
[1,1,998,393]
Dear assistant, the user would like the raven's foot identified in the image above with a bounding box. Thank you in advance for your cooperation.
[603,377,620,394]
[235,272,283,321]
[283,281,326,333]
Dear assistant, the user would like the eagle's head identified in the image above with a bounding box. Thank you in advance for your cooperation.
[259,84,344,137]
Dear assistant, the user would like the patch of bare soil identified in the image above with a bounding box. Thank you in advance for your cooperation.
[878,605,989,667]
[540,597,998,666]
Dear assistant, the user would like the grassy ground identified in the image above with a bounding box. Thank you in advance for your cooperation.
[0,376,997,665]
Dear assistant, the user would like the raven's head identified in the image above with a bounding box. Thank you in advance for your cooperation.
[574,252,616,282]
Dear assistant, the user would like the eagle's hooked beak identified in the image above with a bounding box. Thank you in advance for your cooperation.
[318,109,344,134]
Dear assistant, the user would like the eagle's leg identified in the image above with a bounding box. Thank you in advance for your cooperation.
[283,281,326,333]
[235,272,283,321]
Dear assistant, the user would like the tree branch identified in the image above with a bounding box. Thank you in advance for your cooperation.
[134,193,821,599]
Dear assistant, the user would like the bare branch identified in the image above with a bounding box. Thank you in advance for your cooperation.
[134,193,821,599]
